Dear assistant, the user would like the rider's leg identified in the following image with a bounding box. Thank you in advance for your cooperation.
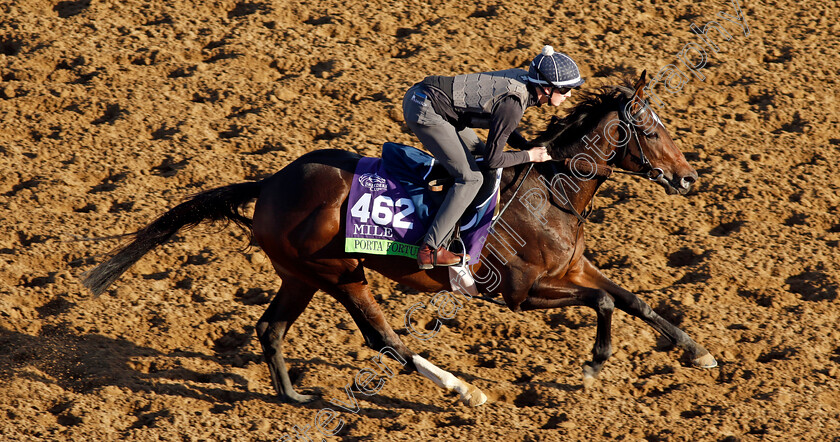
[402,86,483,250]
[454,126,485,155]
[416,133,483,248]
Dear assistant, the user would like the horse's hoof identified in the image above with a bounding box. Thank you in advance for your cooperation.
[582,365,599,389]
[281,392,318,404]
[582,373,598,390]
[692,352,718,369]
[461,383,487,407]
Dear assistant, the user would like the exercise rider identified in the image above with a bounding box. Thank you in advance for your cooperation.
[401,45,585,269]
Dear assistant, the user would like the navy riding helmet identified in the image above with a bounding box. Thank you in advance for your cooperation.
[527,45,585,89]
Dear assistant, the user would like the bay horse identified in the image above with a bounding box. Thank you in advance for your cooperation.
[83,72,716,407]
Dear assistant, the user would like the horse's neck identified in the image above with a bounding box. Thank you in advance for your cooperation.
[546,116,619,214]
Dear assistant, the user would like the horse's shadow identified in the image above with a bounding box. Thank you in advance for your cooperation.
[446,366,583,395]
[0,323,272,404]
[0,323,445,414]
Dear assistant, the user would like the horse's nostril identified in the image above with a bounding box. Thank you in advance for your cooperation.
[680,175,696,188]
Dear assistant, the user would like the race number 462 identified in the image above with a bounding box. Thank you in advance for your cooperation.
[350,194,414,229]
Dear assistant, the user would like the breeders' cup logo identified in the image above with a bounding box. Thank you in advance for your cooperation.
[359,173,386,191]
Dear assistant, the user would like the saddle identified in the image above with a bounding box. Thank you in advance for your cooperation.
[380,142,499,225]
[382,142,457,192]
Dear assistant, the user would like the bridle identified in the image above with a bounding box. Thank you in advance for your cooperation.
[492,94,666,228]
[610,98,664,181]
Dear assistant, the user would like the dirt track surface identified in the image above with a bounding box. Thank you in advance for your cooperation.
[2,0,839,440]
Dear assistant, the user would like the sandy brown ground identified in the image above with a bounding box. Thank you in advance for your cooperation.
[2,0,839,440]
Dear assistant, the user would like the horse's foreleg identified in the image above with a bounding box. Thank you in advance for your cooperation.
[573,257,717,369]
[333,280,487,407]
[520,280,615,387]
[256,277,317,403]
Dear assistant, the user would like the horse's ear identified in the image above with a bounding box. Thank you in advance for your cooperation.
[633,70,648,98]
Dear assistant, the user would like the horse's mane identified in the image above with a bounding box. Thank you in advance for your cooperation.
[532,77,637,159]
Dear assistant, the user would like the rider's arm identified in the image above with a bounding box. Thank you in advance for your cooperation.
[483,96,531,169]
[507,129,529,150]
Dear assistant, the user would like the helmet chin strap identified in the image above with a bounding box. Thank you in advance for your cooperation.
[541,86,555,103]
[533,64,561,102]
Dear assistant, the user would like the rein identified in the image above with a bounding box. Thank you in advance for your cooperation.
[489,163,534,230]
[490,156,609,229]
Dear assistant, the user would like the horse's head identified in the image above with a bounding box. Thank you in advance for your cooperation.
[534,71,698,196]
[612,72,698,195]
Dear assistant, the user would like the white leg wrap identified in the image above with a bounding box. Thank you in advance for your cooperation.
[413,355,461,391]
[413,355,487,406]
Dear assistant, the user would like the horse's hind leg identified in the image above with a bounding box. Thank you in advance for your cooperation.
[575,257,717,368]
[329,279,488,407]
[256,277,317,403]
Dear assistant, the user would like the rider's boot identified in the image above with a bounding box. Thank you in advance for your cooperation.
[417,244,468,269]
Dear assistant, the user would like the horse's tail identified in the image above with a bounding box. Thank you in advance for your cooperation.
[82,181,262,296]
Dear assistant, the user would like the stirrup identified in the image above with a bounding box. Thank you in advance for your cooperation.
[448,236,468,266]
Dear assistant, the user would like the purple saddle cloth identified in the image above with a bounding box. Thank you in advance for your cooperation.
[344,143,499,265]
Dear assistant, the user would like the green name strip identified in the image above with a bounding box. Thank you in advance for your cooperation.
[345,238,419,258]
